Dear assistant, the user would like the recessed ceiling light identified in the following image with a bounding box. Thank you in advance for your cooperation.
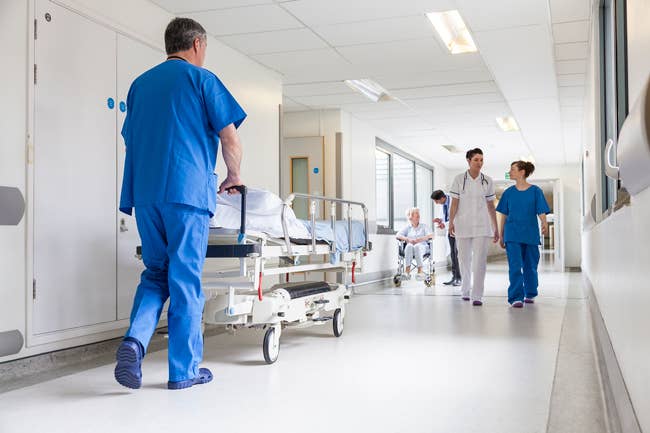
[426,10,477,54]
[344,79,393,102]
[496,116,519,132]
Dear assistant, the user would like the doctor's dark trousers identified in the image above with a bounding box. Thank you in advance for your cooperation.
[505,242,540,304]
[125,203,210,382]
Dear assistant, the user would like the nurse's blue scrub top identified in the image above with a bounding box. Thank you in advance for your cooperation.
[119,59,246,217]
[496,185,550,245]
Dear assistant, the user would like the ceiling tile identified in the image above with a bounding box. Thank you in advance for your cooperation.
[552,21,590,43]
[375,69,493,89]
[149,0,274,13]
[555,42,589,60]
[284,81,353,97]
[188,4,303,36]
[508,98,563,162]
[557,73,586,86]
[281,0,456,27]
[338,39,485,75]
[559,96,584,107]
[549,0,591,23]
[314,15,434,47]
[219,28,327,55]
[292,93,371,107]
[556,59,587,74]
[405,93,504,110]
[474,25,558,99]
[391,82,499,99]
[457,0,548,32]
[558,86,584,98]
[253,48,359,82]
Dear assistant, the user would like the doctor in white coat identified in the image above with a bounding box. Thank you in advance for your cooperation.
[448,148,499,306]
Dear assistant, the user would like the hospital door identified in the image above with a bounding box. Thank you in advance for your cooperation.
[281,137,325,219]
[33,0,162,335]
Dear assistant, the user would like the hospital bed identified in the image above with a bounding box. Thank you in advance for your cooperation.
[197,186,370,364]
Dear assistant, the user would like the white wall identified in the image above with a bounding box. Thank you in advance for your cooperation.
[0,0,281,361]
[582,0,650,430]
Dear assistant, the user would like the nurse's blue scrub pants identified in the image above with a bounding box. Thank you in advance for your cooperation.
[505,242,540,304]
[126,203,209,382]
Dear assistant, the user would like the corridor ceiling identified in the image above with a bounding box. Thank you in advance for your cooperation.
[150,0,590,168]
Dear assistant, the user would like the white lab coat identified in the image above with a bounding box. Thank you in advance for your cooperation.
[449,171,496,238]
[449,171,496,300]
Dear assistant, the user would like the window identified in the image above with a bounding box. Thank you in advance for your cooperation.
[392,154,415,229]
[416,164,434,225]
[374,139,434,231]
[375,149,390,228]
[599,0,628,213]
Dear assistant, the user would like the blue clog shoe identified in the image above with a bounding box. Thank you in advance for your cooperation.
[114,339,143,389]
[168,368,213,390]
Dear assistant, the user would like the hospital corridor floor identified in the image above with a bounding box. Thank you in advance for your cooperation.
[0,261,606,433]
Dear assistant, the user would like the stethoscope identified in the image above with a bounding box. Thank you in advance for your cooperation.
[461,171,489,193]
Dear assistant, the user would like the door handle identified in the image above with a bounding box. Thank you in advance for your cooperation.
[119,218,128,232]
[604,138,620,180]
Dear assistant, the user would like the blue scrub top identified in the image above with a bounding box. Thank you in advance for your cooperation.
[496,185,550,245]
[120,59,247,217]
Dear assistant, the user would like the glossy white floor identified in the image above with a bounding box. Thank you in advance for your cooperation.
[0,260,599,433]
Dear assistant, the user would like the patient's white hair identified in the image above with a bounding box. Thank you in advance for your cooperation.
[405,207,420,218]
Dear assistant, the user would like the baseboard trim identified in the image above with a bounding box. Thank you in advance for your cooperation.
[584,275,642,433]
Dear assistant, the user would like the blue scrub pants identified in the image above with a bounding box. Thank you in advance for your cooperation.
[126,203,209,382]
[505,242,540,304]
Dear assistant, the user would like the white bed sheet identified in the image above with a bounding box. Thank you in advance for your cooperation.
[209,188,311,239]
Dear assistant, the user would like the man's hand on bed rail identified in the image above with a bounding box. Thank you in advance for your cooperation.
[219,175,244,194]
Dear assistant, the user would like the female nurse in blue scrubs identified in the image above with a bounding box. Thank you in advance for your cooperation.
[496,161,550,308]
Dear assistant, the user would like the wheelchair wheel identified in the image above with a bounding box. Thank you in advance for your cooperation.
[393,275,401,287]
[424,277,433,288]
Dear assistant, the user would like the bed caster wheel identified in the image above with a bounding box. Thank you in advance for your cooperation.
[424,277,433,288]
[393,275,401,287]
[263,327,280,364]
[333,308,344,337]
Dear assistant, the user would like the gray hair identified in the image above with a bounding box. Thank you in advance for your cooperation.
[405,207,420,218]
[164,17,207,55]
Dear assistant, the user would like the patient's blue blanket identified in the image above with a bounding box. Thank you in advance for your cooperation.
[299,220,366,252]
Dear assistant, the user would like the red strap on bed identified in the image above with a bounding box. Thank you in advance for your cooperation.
[258,271,263,301]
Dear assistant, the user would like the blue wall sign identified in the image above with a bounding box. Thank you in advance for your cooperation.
[107,98,115,109]
[313,167,319,174]
[119,101,126,113]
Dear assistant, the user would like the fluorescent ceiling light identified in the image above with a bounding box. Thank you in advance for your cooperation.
[496,116,519,132]
[442,144,463,154]
[344,79,392,102]
[426,10,477,54]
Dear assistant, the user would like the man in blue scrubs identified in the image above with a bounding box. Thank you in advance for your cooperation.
[114,17,246,390]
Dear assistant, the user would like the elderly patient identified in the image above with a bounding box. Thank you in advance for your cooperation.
[396,207,433,280]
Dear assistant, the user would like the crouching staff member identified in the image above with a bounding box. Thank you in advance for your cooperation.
[448,148,499,306]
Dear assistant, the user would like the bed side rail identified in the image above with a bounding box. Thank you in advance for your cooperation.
[281,193,369,255]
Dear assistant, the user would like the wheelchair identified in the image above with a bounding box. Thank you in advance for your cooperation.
[393,239,435,288]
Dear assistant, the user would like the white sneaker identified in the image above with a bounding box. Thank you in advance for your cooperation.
[415,272,425,281]
[402,273,411,281]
